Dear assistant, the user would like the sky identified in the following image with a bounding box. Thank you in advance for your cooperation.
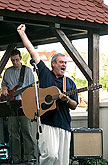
[36,35,108,57]
[104,0,108,5]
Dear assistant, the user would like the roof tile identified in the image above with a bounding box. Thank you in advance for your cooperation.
[38,10,47,15]
[61,0,69,3]
[6,7,16,11]
[60,0,69,8]
[49,12,57,17]
[0,7,4,9]
[87,1,95,7]
[0,0,9,4]
[68,12,77,19]
[31,0,40,3]
[86,4,96,12]
[0,0,108,25]
[42,0,51,5]
[8,0,20,6]
[24,0,31,2]
[77,13,87,21]
[31,2,41,9]
[7,3,18,10]
[95,18,103,24]
[28,7,38,14]
[78,8,87,16]
[0,2,7,8]
[87,14,96,22]
[20,0,30,7]
[69,2,78,9]
[41,3,51,10]
[78,4,87,11]
[69,0,78,5]
[96,11,105,19]
[58,13,67,18]
[70,7,79,15]
[50,4,60,12]
[60,6,69,13]
[87,10,96,17]
[50,0,60,8]
[86,17,95,23]
[78,0,87,6]
[17,7,27,12]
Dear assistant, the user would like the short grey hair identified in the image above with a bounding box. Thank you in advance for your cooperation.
[51,53,65,67]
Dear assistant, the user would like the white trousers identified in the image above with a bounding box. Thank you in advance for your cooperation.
[39,124,71,165]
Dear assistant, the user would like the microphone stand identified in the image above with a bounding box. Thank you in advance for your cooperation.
[30,59,42,165]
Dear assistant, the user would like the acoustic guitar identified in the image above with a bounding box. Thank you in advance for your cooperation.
[22,83,102,119]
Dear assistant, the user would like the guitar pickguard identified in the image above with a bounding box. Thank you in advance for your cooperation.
[41,101,54,110]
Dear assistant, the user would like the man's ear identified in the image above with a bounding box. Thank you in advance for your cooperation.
[20,56,22,60]
[52,61,55,68]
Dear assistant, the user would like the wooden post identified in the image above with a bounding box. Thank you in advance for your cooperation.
[0,44,16,74]
[88,31,100,128]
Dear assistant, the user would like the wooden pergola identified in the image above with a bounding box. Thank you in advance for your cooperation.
[0,0,108,128]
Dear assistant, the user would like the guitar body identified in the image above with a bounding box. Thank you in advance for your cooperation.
[22,86,59,119]
[0,85,19,102]
[0,84,33,103]
[8,85,19,101]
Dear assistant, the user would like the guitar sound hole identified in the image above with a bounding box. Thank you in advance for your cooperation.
[45,95,53,103]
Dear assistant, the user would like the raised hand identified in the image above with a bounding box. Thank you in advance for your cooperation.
[17,24,26,34]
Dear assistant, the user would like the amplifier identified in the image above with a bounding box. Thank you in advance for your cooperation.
[70,128,103,159]
[0,143,9,160]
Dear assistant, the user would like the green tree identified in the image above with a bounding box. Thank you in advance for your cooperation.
[21,52,30,65]
[100,53,108,90]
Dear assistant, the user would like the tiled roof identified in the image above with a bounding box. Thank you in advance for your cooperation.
[0,0,108,24]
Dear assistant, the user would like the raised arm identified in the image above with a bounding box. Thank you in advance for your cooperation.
[17,24,40,64]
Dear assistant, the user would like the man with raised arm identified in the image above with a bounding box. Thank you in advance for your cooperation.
[17,24,78,165]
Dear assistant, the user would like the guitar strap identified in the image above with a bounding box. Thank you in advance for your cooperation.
[13,65,26,115]
[18,65,26,87]
[63,76,66,92]
[56,76,66,110]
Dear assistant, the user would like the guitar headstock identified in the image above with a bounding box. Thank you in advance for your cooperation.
[89,83,102,91]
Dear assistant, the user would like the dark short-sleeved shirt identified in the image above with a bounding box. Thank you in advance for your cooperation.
[37,60,78,132]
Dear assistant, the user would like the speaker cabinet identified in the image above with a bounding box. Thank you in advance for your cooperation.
[70,128,103,159]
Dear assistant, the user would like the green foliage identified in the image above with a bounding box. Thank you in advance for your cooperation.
[87,158,108,165]
[100,53,108,90]
[21,52,29,65]
[73,78,87,88]
[100,75,108,90]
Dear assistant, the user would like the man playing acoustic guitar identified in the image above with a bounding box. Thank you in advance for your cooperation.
[17,24,79,165]
[1,49,35,164]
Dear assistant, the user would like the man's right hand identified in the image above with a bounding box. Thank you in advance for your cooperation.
[17,24,26,34]
[2,86,8,96]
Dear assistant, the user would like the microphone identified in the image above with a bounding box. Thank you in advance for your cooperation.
[30,59,39,75]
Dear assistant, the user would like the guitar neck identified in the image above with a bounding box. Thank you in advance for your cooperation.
[6,84,33,101]
[52,84,102,101]
[66,86,88,96]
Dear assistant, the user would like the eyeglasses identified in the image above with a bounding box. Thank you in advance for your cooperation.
[11,58,20,62]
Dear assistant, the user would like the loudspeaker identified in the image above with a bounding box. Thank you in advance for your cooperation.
[70,128,103,159]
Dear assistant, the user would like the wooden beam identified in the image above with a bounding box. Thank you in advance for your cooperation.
[53,28,93,81]
[88,32,100,128]
[1,10,108,32]
[0,44,16,74]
